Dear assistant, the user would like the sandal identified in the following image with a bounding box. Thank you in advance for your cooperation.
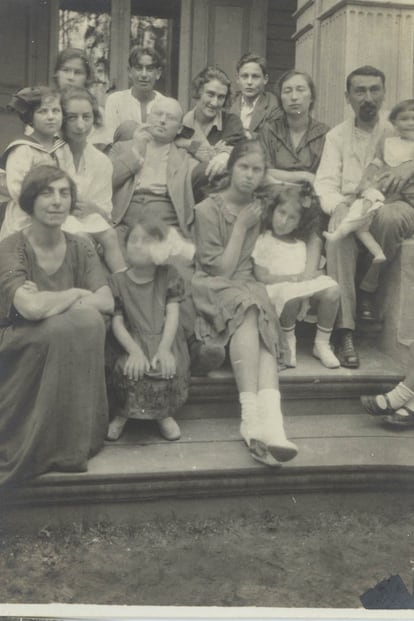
[360,394,394,417]
[383,406,414,428]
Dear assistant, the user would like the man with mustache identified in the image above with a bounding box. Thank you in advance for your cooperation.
[315,66,414,368]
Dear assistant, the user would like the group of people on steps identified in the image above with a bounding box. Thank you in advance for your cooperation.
[1,45,414,486]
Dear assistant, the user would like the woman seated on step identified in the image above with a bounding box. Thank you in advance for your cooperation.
[259,70,329,186]
[259,70,330,329]
[177,65,245,202]
[0,165,113,486]
[191,139,298,468]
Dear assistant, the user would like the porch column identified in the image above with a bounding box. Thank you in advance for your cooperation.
[293,0,414,127]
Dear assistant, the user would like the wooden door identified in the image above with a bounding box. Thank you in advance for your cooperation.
[0,0,52,152]
[190,0,268,104]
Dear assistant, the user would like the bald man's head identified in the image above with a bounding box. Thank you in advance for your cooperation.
[148,97,183,143]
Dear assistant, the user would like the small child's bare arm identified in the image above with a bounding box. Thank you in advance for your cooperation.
[355,161,383,194]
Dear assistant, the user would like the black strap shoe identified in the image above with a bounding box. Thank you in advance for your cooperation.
[360,394,394,416]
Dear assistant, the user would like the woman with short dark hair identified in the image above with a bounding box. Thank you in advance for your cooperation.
[260,70,329,184]
[0,164,113,486]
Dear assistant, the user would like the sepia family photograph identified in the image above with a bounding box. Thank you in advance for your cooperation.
[1,0,414,615]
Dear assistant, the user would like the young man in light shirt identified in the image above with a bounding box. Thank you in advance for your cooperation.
[105,46,165,141]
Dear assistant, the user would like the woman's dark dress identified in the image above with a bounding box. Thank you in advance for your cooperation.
[0,232,109,486]
[191,194,284,360]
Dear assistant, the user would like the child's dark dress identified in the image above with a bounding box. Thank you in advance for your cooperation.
[109,265,190,420]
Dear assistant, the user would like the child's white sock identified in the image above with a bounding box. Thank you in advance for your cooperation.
[239,392,259,446]
[313,325,340,369]
[282,325,296,367]
[257,388,298,462]
[377,382,414,410]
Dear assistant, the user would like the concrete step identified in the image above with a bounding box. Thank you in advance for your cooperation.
[2,401,414,530]
[185,340,403,416]
[0,341,406,530]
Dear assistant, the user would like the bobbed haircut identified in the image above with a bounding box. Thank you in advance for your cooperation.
[60,86,103,129]
[54,47,93,87]
[236,52,268,76]
[19,165,77,215]
[389,99,414,123]
[227,138,267,173]
[7,86,61,126]
[276,70,316,112]
[125,213,169,245]
[128,45,164,70]
[192,65,232,107]
[346,65,385,93]
[208,139,267,194]
[262,182,322,242]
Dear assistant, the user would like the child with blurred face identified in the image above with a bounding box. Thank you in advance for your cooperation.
[107,214,190,443]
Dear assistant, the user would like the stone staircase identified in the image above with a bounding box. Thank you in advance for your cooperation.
[2,332,412,532]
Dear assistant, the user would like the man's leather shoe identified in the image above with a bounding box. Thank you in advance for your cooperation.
[336,331,360,368]
[358,292,377,322]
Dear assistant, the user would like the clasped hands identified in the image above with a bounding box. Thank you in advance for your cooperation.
[123,346,176,381]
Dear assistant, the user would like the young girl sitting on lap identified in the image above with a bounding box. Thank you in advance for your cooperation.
[253,183,340,369]
[323,99,414,264]
[192,139,298,467]
[107,214,190,442]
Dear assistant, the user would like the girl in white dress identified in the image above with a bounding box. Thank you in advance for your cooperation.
[57,87,126,273]
[253,183,341,368]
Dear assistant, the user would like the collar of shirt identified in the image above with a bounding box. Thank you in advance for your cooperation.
[184,107,223,133]
[240,96,259,129]
[241,94,260,112]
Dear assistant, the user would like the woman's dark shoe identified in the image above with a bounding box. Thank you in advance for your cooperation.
[360,394,394,417]
[383,406,414,428]
[336,331,360,368]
